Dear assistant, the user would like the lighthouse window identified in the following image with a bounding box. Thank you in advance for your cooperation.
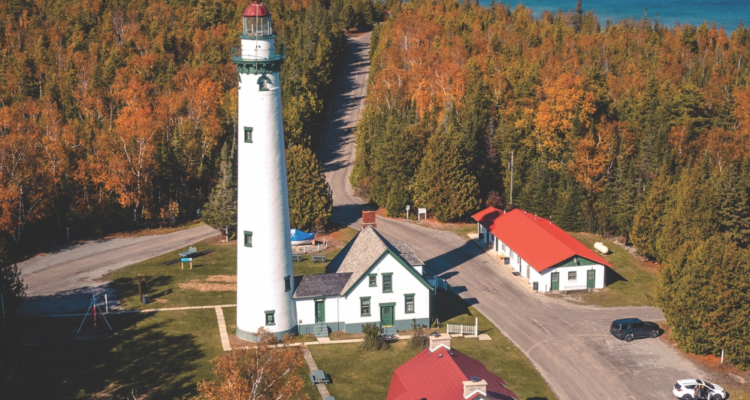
[244,127,253,143]
[257,75,270,91]
[244,231,253,247]
[265,310,275,326]
[284,275,291,292]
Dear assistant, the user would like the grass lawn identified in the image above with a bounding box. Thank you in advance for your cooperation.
[18,309,223,399]
[310,289,557,400]
[104,239,237,310]
[556,233,657,307]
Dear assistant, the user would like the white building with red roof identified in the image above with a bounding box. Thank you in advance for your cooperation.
[387,333,519,400]
[472,207,612,292]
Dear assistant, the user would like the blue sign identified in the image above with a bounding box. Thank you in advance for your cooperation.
[181,258,192,263]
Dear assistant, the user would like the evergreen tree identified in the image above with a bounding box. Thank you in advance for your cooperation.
[554,176,585,231]
[286,145,333,231]
[572,0,583,33]
[413,123,481,222]
[631,173,671,260]
[202,143,237,242]
[718,165,750,248]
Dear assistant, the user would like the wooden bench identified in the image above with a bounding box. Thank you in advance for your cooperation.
[292,255,302,262]
[312,255,326,263]
[178,246,197,258]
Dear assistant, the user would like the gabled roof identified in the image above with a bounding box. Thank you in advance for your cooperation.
[394,242,425,267]
[329,226,432,295]
[293,273,352,298]
[386,347,518,400]
[472,207,612,273]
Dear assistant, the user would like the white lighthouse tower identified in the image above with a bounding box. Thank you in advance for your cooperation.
[233,1,296,341]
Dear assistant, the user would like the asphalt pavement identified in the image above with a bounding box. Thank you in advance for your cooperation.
[320,30,710,400]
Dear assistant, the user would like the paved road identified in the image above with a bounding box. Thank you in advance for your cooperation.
[317,32,371,229]
[318,28,708,400]
[18,224,218,315]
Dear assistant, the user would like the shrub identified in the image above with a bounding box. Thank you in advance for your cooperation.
[409,319,429,350]
[360,323,389,351]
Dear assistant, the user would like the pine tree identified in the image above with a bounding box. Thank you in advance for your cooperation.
[631,172,671,260]
[286,145,332,231]
[572,0,583,33]
[201,143,237,242]
[413,123,481,222]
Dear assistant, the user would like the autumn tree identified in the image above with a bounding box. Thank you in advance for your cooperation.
[286,145,333,231]
[198,328,309,400]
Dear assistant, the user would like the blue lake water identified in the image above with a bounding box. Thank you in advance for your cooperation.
[478,0,750,32]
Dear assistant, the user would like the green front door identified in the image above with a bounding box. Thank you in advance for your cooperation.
[587,269,596,289]
[551,272,559,291]
[315,300,325,323]
[380,306,394,326]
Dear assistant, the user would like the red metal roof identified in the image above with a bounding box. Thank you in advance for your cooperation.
[472,207,612,272]
[242,1,271,17]
[387,347,518,400]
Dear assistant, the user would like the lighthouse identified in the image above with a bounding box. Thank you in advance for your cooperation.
[233,1,296,341]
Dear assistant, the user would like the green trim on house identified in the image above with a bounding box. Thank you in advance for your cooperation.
[244,126,253,143]
[550,256,600,269]
[404,293,415,314]
[382,273,393,293]
[244,231,253,247]
[368,274,377,287]
[360,297,371,316]
[264,310,275,326]
[379,302,396,307]
[342,249,434,297]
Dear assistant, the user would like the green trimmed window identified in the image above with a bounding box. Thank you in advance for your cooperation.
[257,75,270,91]
[360,297,371,316]
[382,273,393,293]
[284,276,291,292]
[369,274,377,287]
[265,310,275,326]
[405,294,415,314]
[244,127,253,143]
[244,231,253,247]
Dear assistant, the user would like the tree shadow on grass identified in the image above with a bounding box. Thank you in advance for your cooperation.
[20,312,207,399]
[108,275,174,305]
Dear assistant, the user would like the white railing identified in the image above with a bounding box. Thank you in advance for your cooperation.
[426,275,448,292]
[447,318,478,336]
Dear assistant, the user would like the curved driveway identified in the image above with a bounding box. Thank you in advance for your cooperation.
[321,30,708,400]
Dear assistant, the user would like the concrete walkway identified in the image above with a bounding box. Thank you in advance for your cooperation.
[214,306,232,351]
[302,347,332,399]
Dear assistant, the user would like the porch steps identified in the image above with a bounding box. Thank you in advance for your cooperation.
[313,321,330,338]
[382,326,398,336]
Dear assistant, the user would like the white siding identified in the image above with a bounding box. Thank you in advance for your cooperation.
[343,253,430,326]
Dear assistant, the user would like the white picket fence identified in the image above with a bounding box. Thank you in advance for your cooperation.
[446,318,478,336]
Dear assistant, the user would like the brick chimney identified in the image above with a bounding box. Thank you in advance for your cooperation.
[462,378,487,399]
[362,210,377,230]
[428,332,451,352]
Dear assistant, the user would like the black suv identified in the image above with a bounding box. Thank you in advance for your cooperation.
[610,318,660,342]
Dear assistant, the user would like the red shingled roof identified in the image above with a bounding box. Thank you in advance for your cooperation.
[472,207,612,273]
[242,1,271,17]
[387,346,518,400]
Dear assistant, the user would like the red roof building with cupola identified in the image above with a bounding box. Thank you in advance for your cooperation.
[387,334,518,400]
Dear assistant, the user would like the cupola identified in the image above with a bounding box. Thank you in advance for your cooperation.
[242,1,273,37]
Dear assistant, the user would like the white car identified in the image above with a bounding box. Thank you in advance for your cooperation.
[673,379,727,400]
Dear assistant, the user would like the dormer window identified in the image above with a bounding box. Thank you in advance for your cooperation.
[258,75,270,91]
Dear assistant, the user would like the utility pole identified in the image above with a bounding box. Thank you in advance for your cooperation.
[508,150,514,208]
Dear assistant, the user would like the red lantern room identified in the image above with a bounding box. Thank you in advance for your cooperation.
[242,1,273,37]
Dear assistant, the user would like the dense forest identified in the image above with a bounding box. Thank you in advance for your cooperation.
[352,0,750,368]
[0,0,375,256]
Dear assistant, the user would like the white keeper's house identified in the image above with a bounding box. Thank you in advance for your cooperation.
[293,226,433,337]
[472,207,612,293]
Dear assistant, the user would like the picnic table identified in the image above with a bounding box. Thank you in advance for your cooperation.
[292,255,303,262]
[312,255,326,263]
[178,246,197,258]
[309,370,330,384]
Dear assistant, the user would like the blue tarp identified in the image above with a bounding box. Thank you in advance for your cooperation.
[290,229,315,244]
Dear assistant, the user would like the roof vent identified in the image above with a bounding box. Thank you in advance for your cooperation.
[438,353,443,358]
[535,214,537,220]
[471,377,480,382]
